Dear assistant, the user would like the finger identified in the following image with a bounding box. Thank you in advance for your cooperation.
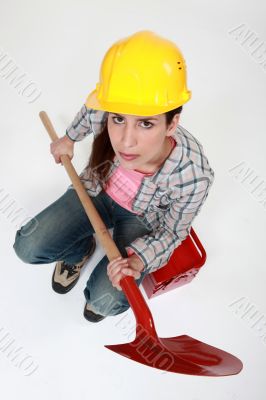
[111,277,123,291]
[121,267,141,279]
[109,267,126,283]
[107,259,128,275]
[108,259,128,271]
[108,256,122,266]
[108,264,124,279]
[107,257,121,272]
[108,263,128,281]
[111,272,126,290]
[53,153,60,163]
[114,284,122,291]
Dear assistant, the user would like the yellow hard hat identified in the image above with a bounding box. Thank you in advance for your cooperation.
[85,30,191,116]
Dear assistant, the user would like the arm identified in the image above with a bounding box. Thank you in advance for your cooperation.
[125,178,213,273]
[65,104,108,142]
[50,103,92,163]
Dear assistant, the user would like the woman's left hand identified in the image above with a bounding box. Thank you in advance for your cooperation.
[107,254,145,291]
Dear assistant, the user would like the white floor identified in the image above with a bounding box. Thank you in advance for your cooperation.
[0,0,265,399]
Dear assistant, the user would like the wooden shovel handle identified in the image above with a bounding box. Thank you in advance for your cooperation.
[39,110,121,262]
[39,110,157,335]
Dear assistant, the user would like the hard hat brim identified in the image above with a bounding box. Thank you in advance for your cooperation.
[85,89,191,116]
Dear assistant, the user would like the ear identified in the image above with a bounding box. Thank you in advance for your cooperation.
[166,113,180,137]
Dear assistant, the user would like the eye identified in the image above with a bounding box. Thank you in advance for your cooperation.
[112,117,153,129]
[112,116,124,124]
[140,121,153,129]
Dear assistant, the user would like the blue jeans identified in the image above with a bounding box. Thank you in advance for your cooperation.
[13,188,153,317]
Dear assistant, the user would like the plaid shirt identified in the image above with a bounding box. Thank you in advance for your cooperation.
[65,104,215,273]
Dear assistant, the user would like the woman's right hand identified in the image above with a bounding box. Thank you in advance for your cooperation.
[50,135,74,164]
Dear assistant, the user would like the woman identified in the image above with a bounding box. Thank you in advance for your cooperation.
[13,30,215,322]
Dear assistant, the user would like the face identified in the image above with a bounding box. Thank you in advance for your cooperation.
[107,112,180,171]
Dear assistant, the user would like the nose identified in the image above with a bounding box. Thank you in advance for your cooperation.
[121,124,137,148]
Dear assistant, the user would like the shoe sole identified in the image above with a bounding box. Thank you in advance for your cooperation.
[52,237,96,294]
[83,304,105,322]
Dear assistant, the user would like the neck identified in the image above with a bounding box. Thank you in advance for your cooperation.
[134,136,173,174]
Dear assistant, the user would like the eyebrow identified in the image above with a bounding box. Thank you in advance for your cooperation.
[111,113,159,121]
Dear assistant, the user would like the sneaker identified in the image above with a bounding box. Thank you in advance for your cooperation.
[52,237,96,294]
[83,302,105,323]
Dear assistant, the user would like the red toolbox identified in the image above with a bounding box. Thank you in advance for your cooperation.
[142,227,206,298]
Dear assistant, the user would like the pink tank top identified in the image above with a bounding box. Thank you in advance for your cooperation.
[104,136,176,214]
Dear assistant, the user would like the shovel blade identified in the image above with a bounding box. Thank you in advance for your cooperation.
[105,334,243,376]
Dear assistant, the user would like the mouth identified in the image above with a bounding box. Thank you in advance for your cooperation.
[119,152,139,161]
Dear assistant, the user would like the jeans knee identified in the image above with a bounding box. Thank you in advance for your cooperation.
[13,230,34,264]
[13,219,46,264]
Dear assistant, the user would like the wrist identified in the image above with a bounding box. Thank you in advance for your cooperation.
[130,254,145,271]
[65,132,76,143]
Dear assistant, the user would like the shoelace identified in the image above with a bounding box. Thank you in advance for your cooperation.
[61,262,79,277]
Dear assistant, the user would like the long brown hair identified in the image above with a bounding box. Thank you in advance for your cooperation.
[87,106,183,184]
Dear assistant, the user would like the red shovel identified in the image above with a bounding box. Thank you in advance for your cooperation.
[39,111,243,376]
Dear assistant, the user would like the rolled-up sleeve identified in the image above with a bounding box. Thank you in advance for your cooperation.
[65,104,93,142]
[66,104,108,142]
[126,178,213,273]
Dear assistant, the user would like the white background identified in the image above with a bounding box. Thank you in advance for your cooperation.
[0,0,266,399]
